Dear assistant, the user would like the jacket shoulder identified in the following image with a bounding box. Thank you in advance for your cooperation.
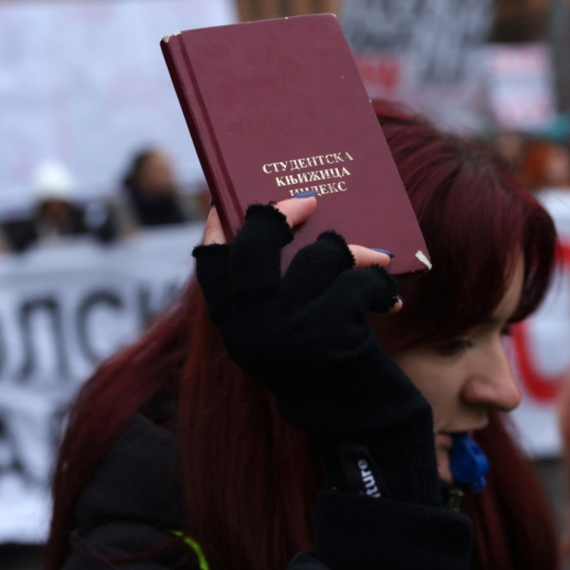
[64,414,189,569]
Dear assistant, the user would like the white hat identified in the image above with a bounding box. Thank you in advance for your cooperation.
[32,160,76,202]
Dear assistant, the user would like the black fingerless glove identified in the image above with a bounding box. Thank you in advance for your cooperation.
[193,204,440,506]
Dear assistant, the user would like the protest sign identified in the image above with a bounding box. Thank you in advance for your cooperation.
[0,224,203,543]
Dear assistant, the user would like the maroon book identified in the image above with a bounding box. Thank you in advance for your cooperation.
[161,14,431,275]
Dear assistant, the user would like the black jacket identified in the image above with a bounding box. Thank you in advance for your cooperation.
[62,414,472,570]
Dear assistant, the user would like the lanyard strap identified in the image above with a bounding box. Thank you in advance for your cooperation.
[170,530,210,570]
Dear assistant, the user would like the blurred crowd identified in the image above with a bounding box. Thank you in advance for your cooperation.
[494,130,570,194]
[0,149,211,255]
[2,130,569,257]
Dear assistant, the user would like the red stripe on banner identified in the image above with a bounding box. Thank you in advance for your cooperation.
[512,242,570,402]
[559,242,570,266]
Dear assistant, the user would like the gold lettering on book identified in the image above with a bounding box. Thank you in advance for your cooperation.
[288,181,347,197]
[262,151,354,198]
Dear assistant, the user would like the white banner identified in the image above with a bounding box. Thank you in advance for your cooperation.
[487,44,556,132]
[0,0,236,214]
[510,190,570,457]
[0,224,204,544]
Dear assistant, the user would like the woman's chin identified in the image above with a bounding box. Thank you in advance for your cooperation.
[437,463,454,484]
[436,447,454,484]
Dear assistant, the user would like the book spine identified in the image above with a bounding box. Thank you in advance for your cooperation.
[161,36,243,239]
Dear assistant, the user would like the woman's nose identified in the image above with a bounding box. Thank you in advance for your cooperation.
[461,341,522,412]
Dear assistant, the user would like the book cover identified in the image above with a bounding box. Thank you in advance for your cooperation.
[161,14,430,275]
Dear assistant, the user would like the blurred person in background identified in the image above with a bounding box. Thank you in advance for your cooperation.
[495,130,526,177]
[520,140,570,194]
[120,148,205,229]
[33,161,91,241]
[0,160,116,252]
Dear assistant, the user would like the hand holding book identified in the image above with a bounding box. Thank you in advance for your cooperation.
[202,196,402,301]
[193,198,422,436]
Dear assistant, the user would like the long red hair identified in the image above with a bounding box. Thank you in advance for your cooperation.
[47,102,558,570]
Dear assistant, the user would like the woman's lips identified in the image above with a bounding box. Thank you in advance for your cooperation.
[436,424,487,444]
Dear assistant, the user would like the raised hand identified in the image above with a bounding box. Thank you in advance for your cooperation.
[193,199,424,436]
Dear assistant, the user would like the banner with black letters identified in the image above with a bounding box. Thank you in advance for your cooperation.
[0,224,203,544]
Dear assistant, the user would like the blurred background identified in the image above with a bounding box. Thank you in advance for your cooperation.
[2,0,570,568]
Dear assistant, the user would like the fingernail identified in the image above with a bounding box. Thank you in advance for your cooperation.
[293,190,319,198]
[372,248,395,258]
[397,294,405,306]
[210,198,215,207]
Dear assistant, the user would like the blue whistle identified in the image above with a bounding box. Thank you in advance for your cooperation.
[450,433,490,493]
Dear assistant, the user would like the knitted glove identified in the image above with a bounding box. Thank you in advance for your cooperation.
[193,204,440,505]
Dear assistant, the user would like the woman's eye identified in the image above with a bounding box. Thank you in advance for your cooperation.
[434,339,473,357]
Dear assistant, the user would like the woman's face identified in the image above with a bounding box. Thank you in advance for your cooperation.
[392,260,524,483]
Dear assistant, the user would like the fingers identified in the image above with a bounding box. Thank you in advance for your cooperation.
[200,197,317,302]
[193,244,231,321]
[203,196,317,246]
[281,231,354,303]
[203,207,226,245]
[229,204,295,298]
[282,226,397,306]
[347,245,392,269]
[272,195,317,228]
[319,265,400,319]
[201,197,402,314]
[390,297,404,313]
[328,243,402,313]
[343,244,402,313]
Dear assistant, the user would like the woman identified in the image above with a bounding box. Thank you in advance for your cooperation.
[46,103,559,570]
[121,149,188,227]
